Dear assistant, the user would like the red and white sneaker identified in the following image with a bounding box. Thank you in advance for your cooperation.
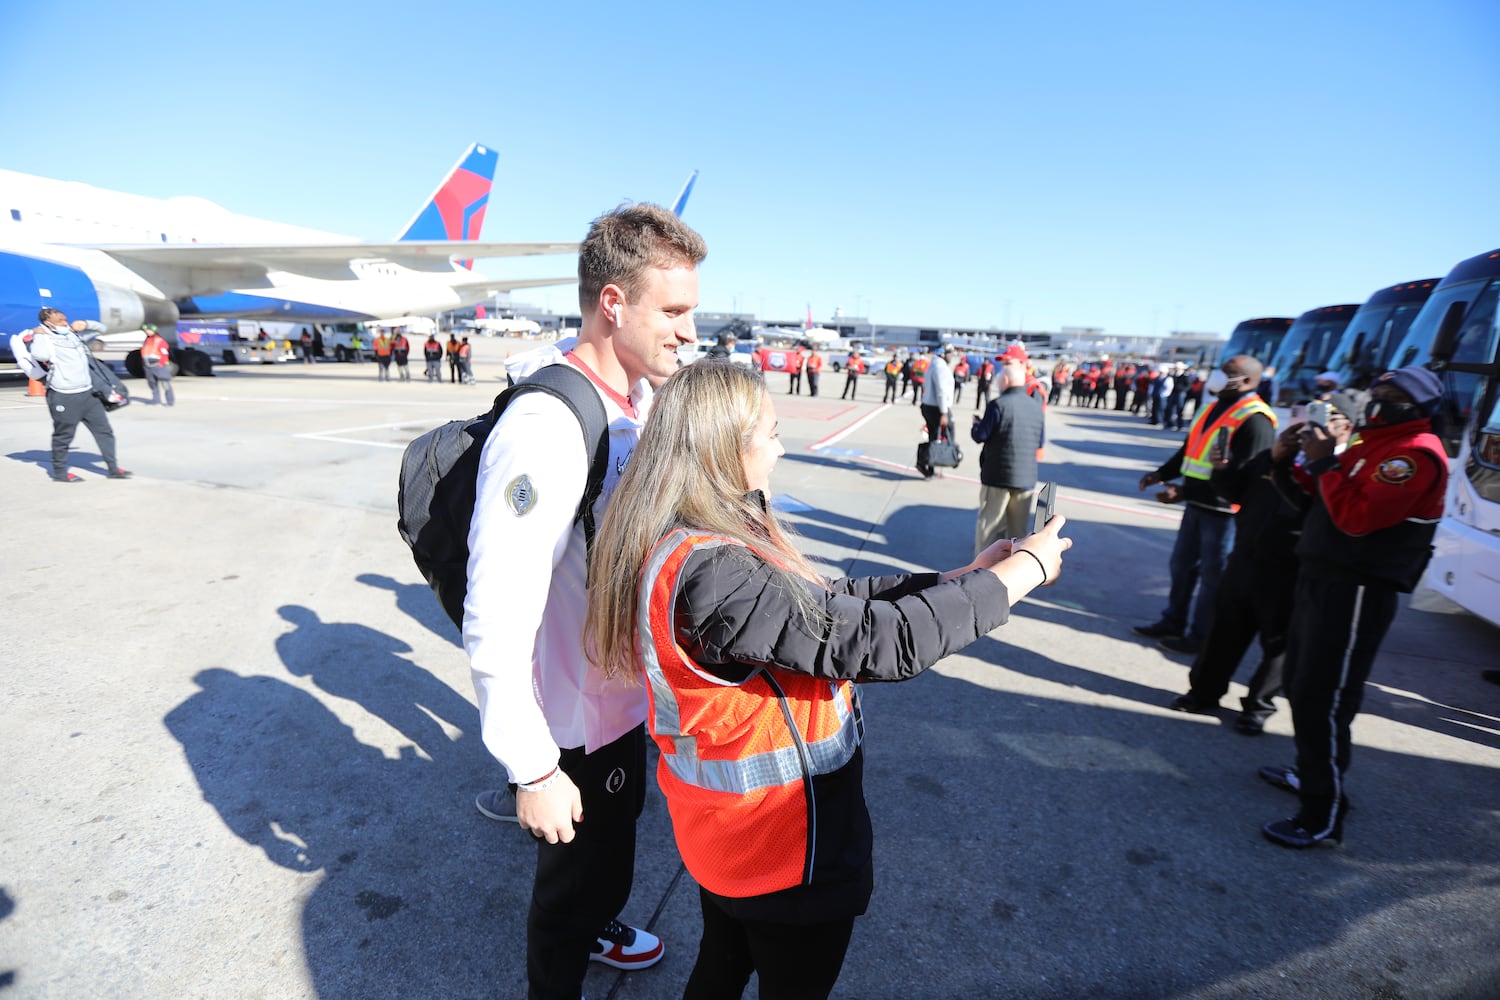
[589,919,663,970]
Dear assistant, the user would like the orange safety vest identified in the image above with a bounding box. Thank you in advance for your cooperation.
[884,359,901,376]
[457,342,471,359]
[639,529,863,898]
[911,356,931,380]
[1181,393,1276,481]
[374,336,392,357]
[806,353,823,372]
[842,355,861,374]
[142,334,170,367]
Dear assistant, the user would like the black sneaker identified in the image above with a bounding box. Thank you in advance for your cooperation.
[1262,801,1346,849]
[1132,621,1183,639]
[1257,765,1300,794]
[1167,693,1217,715]
[1158,636,1203,656]
[1233,714,1267,736]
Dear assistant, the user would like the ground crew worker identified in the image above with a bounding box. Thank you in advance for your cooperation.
[1134,355,1277,656]
[787,346,804,394]
[974,356,996,410]
[456,336,474,384]
[839,350,864,399]
[899,353,913,398]
[883,355,902,403]
[350,331,364,362]
[909,351,930,406]
[951,354,970,405]
[423,334,443,381]
[1259,367,1448,849]
[446,334,461,382]
[806,347,824,396]
[299,327,314,364]
[141,326,175,406]
[373,331,393,381]
[392,331,411,381]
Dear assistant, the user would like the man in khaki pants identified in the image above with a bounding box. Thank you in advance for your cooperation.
[971,344,1044,552]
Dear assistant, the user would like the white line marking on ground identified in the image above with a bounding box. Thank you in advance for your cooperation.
[807,404,891,450]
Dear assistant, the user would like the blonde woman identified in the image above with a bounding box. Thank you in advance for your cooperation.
[586,362,1070,999]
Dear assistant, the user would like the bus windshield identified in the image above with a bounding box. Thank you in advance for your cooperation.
[1221,320,1291,366]
[1267,308,1357,405]
[1390,277,1500,372]
[1329,300,1428,391]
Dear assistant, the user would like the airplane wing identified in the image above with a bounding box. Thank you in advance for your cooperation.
[88,239,578,273]
[447,274,577,295]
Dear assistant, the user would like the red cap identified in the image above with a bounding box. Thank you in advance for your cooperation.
[997,344,1029,364]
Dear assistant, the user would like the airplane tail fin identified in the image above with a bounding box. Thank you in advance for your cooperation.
[671,170,699,217]
[395,144,499,260]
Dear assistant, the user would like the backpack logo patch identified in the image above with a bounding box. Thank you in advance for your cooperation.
[506,474,537,515]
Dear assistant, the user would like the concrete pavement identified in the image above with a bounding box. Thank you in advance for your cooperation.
[2,338,1497,999]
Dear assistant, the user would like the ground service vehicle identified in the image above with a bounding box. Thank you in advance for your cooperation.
[1419,248,1500,628]
[1219,317,1293,367]
[1265,304,1359,405]
[1325,279,1438,393]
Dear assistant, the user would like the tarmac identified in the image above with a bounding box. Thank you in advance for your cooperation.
[2,337,1497,1000]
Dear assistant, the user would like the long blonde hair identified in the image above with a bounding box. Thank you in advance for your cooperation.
[586,361,826,679]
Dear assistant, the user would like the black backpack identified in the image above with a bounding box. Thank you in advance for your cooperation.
[397,364,610,629]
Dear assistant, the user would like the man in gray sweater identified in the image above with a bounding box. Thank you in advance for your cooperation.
[23,308,130,483]
[970,344,1044,553]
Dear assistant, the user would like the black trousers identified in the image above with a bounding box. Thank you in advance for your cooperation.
[788,371,801,394]
[807,372,820,396]
[882,373,899,402]
[527,724,647,1000]
[1185,554,1294,719]
[683,887,855,1000]
[840,373,857,398]
[47,389,117,477]
[1283,575,1398,828]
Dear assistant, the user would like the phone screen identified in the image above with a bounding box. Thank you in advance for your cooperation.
[1307,402,1329,427]
[1289,403,1309,424]
[1214,427,1230,455]
[1031,482,1056,535]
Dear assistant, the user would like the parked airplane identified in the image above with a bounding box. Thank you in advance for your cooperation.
[0,143,577,343]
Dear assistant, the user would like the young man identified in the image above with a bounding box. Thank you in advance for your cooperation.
[915,347,955,479]
[21,308,131,482]
[465,204,704,998]
[1259,368,1448,848]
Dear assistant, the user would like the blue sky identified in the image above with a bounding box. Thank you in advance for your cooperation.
[2,0,1497,337]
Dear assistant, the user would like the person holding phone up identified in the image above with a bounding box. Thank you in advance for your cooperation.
[1133,355,1277,656]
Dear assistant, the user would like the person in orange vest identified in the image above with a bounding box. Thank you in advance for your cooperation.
[299,327,315,364]
[787,345,805,394]
[584,361,1072,998]
[839,350,864,400]
[140,325,175,406]
[373,331,394,381]
[909,350,930,406]
[805,346,824,396]
[1134,355,1277,655]
[951,353,970,405]
[422,334,443,381]
[456,336,474,384]
[882,355,902,403]
[1049,362,1069,405]
[391,330,411,381]
[446,333,461,382]
[974,355,996,410]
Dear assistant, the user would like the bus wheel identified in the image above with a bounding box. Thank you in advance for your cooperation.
[222,350,237,364]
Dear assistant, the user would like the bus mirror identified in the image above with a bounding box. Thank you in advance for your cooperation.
[1429,300,1467,364]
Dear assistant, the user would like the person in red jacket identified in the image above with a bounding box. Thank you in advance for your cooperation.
[975,356,996,410]
[806,347,825,397]
[787,346,805,395]
[1258,367,1448,849]
[140,325,175,406]
[839,350,864,399]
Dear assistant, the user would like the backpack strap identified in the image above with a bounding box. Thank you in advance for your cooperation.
[489,363,612,558]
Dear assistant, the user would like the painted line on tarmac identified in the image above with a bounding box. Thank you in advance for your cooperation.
[202,394,466,407]
[295,419,438,450]
[807,404,891,450]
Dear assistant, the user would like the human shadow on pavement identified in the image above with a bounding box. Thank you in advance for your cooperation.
[163,612,530,997]
[847,667,1500,1000]
[0,886,14,989]
[354,573,461,648]
[5,448,112,477]
[779,450,911,482]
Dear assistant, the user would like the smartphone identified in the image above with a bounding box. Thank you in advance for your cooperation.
[1306,401,1330,427]
[1214,426,1230,456]
[1031,481,1057,535]
[1289,403,1309,424]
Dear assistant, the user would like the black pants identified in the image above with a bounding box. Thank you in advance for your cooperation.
[1283,575,1398,829]
[1186,554,1294,720]
[683,887,855,1000]
[974,378,990,409]
[840,373,857,399]
[916,404,946,476]
[47,389,117,477]
[527,724,647,1000]
[788,371,801,394]
[807,372,820,396]
[883,374,899,403]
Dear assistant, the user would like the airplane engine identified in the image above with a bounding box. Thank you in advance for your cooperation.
[0,250,177,336]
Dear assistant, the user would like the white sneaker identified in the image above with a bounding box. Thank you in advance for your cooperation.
[590,920,664,970]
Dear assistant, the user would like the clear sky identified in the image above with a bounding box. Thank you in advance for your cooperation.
[3,0,1497,337]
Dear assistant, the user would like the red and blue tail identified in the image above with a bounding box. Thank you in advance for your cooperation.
[396,143,498,257]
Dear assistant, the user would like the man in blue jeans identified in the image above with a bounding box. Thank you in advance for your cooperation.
[1133,356,1277,656]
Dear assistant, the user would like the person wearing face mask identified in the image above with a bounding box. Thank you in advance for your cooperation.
[1168,396,1357,733]
[23,308,131,483]
[1134,356,1277,655]
[1311,371,1340,401]
[1257,367,1448,849]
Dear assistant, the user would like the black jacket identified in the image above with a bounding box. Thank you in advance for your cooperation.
[971,386,1044,490]
[672,542,1010,921]
[1155,390,1277,513]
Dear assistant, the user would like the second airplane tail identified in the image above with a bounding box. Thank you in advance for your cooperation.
[395,143,498,245]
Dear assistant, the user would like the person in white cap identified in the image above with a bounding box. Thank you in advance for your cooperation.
[1311,371,1340,400]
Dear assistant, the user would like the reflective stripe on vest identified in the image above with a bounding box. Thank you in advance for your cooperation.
[637,529,862,798]
[1180,394,1276,481]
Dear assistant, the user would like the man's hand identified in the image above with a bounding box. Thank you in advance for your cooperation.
[70,320,89,333]
[516,772,584,845]
[1300,422,1336,463]
[1155,483,1183,505]
[1139,470,1162,491]
[1271,422,1304,464]
[939,412,950,430]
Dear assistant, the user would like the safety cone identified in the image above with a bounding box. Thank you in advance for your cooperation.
[27,379,45,397]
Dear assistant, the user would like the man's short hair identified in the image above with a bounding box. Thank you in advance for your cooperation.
[578,203,707,312]
[38,307,62,323]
